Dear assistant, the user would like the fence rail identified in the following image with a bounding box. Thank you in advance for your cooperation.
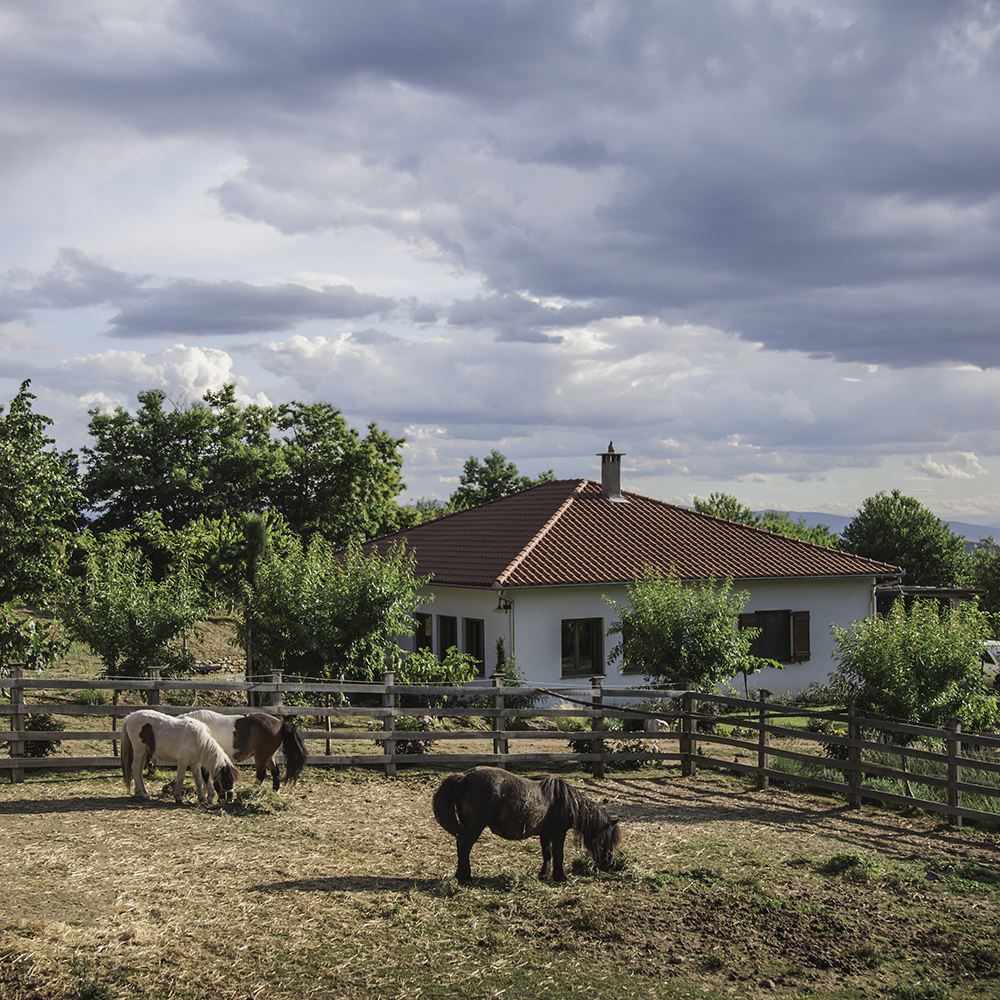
[4,666,1000,826]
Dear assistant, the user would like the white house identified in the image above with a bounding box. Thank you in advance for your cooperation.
[371,446,901,694]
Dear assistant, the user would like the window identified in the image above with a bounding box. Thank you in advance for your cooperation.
[739,610,810,663]
[414,613,432,653]
[438,615,458,657]
[561,618,604,676]
[463,617,485,676]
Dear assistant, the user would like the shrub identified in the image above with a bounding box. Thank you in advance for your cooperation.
[371,714,437,755]
[24,713,64,757]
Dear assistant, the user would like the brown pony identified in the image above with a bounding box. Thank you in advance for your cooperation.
[432,766,621,882]
[187,709,307,791]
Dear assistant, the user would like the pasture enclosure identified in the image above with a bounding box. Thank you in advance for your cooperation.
[6,666,1000,826]
[2,766,1000,1000]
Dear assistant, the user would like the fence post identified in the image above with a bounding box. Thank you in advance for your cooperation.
[591,675,605,779]
[946,717,963,828]
[757,690,770,791]
[491,674,508,760]
[382,670,396,778]
[680,690,698,777]
[147,666,161,706]
[10,664,24,784]
[847,702,862,810]
[271,671,283,709]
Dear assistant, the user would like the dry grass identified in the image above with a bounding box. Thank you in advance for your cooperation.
[2,764,1000,1000]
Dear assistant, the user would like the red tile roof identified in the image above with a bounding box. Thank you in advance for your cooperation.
[370,479,901,588]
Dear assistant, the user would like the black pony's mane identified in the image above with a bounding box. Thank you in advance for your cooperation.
[537,776,620,851]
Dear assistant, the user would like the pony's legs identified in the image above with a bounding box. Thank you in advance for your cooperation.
[549,831,568,882]
[455,828,484,883]
[539,836,552,880]
[254,750,280,791]
[190,763,215,804]
[131,746,149,799]
[173,763,188,803]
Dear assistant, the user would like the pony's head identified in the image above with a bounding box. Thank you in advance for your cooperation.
[587,817,622,872]
[213,761,240,802]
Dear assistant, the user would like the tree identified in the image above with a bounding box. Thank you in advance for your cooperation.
[757,511,842,548]
[831,598,997,735]
[81,385,408,544]
[58,531,205,678]
[82,385,281,532]
[0,605,69,672]
[693,492,840,548]
[840,490,966,586]
[237,539,428,680]
[605,568,761,692]
[693,492,760,525]
[449,450,554,511]
[0,381,83,603]
[270,401,407,544]
[964,537,1000,621]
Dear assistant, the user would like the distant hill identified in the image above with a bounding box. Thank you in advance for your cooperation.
[763,511,1000,545]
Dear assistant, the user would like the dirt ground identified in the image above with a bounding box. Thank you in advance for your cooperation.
[2,764,1000,1000]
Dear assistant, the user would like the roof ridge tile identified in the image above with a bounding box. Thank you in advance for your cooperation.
[496,480,588,586]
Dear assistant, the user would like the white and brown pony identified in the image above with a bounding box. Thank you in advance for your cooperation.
[186,709,307,791]
[433,766,622,883]
[122,710,240,804]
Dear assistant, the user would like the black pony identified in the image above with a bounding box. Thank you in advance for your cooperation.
[432,766,622,882]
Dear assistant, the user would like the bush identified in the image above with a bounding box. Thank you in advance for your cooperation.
[370,714,437,755]
[24,713,63,757]
[832,598,998,736]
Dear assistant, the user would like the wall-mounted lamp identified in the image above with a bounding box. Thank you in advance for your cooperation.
[494,594,513,614]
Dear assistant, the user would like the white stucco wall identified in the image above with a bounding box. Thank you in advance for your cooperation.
[410,575,880,695]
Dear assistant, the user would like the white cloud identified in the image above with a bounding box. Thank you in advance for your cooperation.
[0,322,61,352]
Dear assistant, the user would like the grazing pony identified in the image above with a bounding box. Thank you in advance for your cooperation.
[122,710,240,804]
[432,766,622,882]
[186,709,307,792]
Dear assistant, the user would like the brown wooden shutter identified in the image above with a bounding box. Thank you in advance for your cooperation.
[791,610,810,662]
[738,612,760,657]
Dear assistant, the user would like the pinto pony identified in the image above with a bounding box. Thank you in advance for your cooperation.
[433,766,622,882]
[122,710,240,804]
[186,709,307,792]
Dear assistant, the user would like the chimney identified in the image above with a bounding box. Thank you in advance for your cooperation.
[598,441,628,502]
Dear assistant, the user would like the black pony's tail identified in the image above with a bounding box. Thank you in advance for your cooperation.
[432,773,468,837]
[280,723,308,785]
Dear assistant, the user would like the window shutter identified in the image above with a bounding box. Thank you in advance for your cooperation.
[738,612,760,657]
[792,611,810,662]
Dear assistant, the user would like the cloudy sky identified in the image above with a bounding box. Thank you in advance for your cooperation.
[3,0,1000,524]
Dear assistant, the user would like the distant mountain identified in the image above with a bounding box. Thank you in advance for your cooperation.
[763,510,1000,544]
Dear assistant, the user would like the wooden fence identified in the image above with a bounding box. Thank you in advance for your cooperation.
[4,665,1000,827]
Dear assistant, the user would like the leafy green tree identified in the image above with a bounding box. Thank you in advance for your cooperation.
[693,492,840,548]
[605,568,761,691]
[396,646,479,686]
[0,605,69,671]
[449,450,554,511]
[964,537,1000,621]
[840,489,966,587]
[81,385,408,544]
[0,381,83,602]
[757,511,842,548]
[82,385,281,532]
[238,539,428,680]
[693,492,760,525]
[270,401,407,544]
[57,531,205,678]
[831,598,997,735]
